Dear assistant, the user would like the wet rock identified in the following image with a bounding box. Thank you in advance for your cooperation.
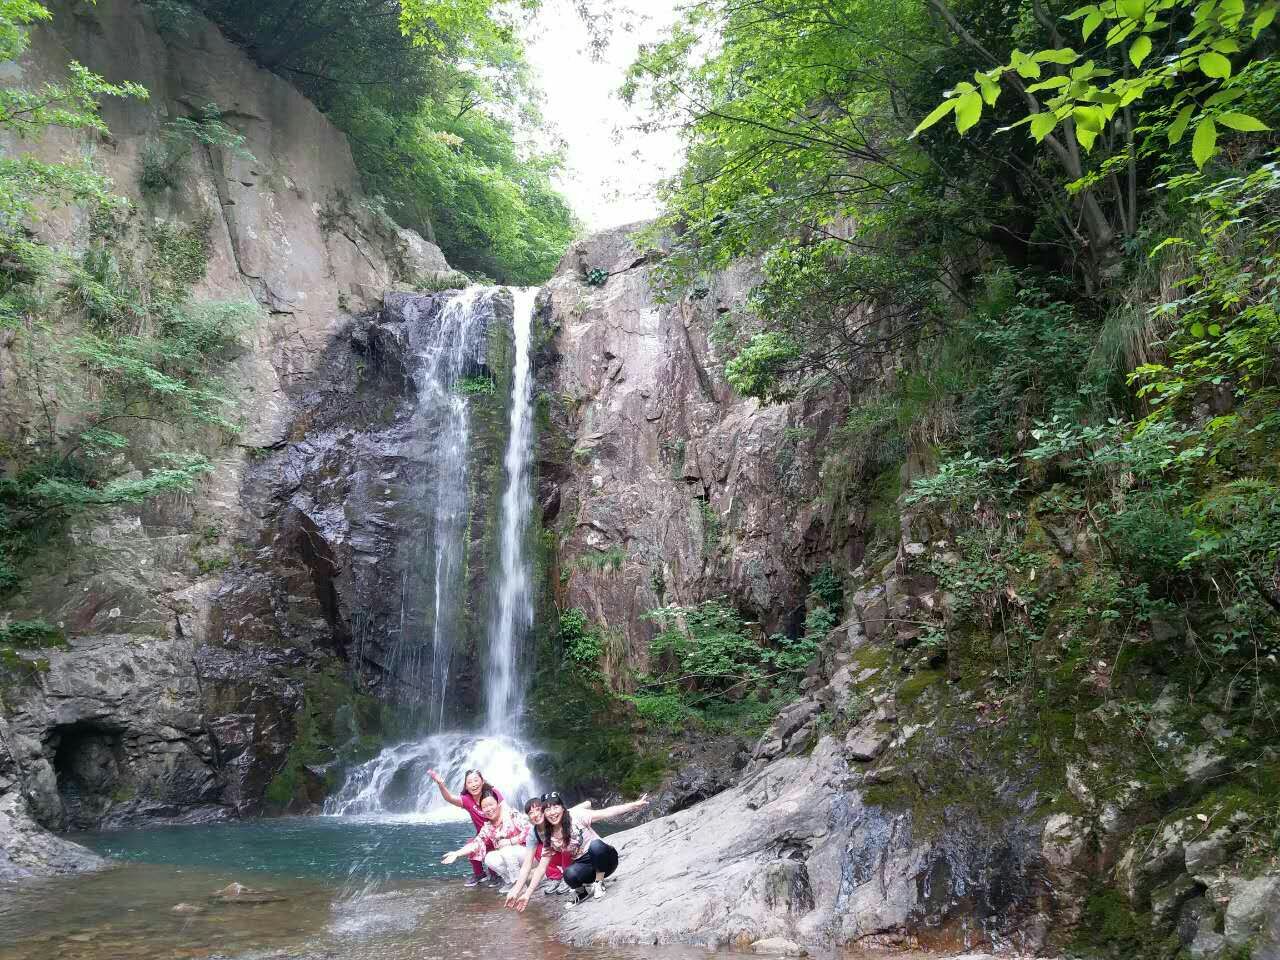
[750,938,807,956]
[1224,873,1280,948]
[211,882,288,904]
[171,903,203,915]
[0,791,105,881]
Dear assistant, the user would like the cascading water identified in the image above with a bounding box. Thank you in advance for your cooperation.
[328,287,542,820]
[485,286,537,732]
[386,288,488,724]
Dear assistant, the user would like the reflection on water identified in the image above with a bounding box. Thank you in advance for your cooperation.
[0,819,740,960]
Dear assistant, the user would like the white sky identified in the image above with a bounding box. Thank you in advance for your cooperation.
[523,1,684,230]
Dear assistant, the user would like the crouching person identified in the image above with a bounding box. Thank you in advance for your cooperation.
[440,791,531,892]
[507,790,649,911]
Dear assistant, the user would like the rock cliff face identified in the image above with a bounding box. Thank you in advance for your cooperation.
[538,225,842,682]
[542,226,1280,958]
[0,0,452,870]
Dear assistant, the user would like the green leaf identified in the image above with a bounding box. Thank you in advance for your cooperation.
[1253,6,1276,38]
[1129,34,1152,67]
[1207,324,1221,336]
[1204,88,1245,107]
[1216,111,1270,132]
[1190,321,1205,337]
[911,98,956,137]
[1030,111,1059,141]
[1073,105,1105,132]
[1063,4,1098,20]
[1198,51,1232,78]
[1119,0,1146,18]
[1168,104,1195,143]
[1083,9,1105,39]
[1033,47,1080,64]
[954,92,983,133]
[976,73,1001,106]
[1026,76,1069,92]
[1191,115,1218,168]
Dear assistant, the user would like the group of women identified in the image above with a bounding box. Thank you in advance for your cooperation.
[427,768,649,909]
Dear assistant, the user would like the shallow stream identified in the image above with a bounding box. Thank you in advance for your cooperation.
[0,818,738,960]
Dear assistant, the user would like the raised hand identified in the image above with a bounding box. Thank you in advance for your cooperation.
[441,850,461,865]
[427,768,443,784]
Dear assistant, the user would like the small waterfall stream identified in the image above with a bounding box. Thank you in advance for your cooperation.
[330,287,541,818]
[486,287,537,732]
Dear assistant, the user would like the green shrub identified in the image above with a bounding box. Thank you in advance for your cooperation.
[138,105,252,195]
[558,608,604,674]
[455,375,495,396]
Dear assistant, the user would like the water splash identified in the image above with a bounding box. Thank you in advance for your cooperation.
[324,733,539,819]
[486,287,538,732]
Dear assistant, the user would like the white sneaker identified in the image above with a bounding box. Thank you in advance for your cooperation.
[498,883,513,895]
[590,880,606,900]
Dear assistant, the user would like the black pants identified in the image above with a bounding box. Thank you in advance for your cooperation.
[562,839,618,889]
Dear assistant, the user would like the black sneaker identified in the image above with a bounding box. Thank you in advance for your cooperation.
[464,875,488,888]
[563,888,589,910]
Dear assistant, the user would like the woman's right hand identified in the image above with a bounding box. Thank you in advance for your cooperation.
[513,893,531,913]
[504,888,521,909]
[427,768,443,784]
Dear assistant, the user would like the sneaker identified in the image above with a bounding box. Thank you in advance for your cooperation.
[541,880,565,896]
[564,889,589,910]
[497,883,513,895]
[590,880,606,900]
[464,875,488,888]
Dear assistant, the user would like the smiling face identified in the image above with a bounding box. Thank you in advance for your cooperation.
[525,803,545,827]
[464,772,483,798]
[480,795,500,822]
[545,802,564,826]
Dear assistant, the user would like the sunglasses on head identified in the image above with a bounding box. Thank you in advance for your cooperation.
[541,791,564,805]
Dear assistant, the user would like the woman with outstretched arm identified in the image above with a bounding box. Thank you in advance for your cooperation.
[507,790,650,911]
[427,768,504,886]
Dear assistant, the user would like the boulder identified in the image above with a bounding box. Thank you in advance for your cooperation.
[1224,873,1280,948]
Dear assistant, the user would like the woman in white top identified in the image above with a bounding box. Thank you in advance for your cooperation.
[507,789,649,910]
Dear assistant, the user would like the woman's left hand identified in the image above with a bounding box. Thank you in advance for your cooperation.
[441,851,460,865]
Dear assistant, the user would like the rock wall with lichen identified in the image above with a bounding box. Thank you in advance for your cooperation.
[541,224,1280,959]
[0,0,456,876]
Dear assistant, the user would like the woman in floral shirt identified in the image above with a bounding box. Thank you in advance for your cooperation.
[427,768,504,886]
[440,792,531,891]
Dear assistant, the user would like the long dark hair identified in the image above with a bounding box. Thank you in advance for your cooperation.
[539,799,571,846]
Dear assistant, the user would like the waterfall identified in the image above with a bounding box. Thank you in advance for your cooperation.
[386,288,488,725]
[324,733,538,819]
[485,287,537,732]
[330,287,542,819]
